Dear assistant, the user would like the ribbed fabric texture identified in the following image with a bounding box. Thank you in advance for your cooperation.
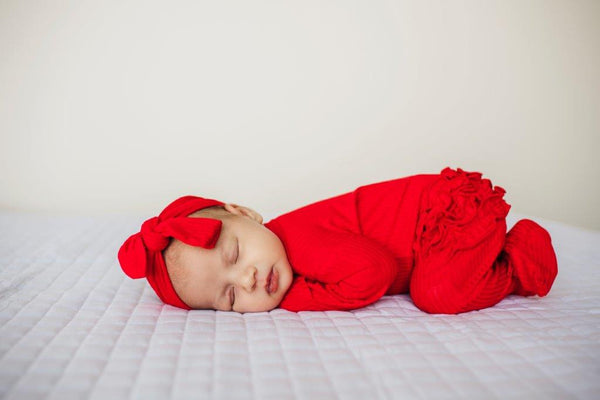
[505,219,558,297]
[265,167,558,314]
[270,226,399,311]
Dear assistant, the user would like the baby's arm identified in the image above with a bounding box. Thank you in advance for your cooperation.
[278,231,398,311]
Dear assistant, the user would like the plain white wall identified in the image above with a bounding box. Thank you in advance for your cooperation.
[1,0,599,229]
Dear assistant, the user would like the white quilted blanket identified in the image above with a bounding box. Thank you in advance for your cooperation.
[1,211,598,399]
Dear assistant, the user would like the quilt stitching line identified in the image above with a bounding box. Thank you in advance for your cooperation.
[423,315,501,399]
[439,311,562,397]
[0,216,117,320]
[448,312,532,392]
[500,308,590,397]
[298,312,342,400]
[242,312,256,399]
[0,226,120,395]
[376,307,497,399]
[46,269,142,399]
[210,311,217,398]
[0,218,61,314]
[354,310,436,399]
[0,218,93,319]
[126,303,165,400]
[167,309,191,400]
[270,311,298,399]
[328,311,392,400]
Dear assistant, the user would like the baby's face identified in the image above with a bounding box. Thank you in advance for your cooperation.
[164,204,293,312]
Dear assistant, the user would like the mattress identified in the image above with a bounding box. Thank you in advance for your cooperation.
[1,210,598,400]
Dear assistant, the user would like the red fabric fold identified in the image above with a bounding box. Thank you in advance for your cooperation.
[413,167,511,259]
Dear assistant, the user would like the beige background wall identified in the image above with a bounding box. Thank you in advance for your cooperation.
[1,0,599,229]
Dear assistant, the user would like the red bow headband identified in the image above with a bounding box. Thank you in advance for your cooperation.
[118,196,225,309]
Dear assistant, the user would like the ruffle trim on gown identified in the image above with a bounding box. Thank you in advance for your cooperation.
[413,167,511,259]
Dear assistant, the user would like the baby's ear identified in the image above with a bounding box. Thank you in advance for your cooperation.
[223,203,263,224]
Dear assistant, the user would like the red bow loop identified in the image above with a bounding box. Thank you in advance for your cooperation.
[118,232,149,279]
[159,217,222,249]
[141,217,170,251]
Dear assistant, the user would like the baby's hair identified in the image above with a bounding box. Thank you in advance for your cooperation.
[189,205,230,219]
[163,238,187,289]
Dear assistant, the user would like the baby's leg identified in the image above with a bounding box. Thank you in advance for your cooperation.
[410,218,515,314]
[409,167,558,314]
[410,218,558,314]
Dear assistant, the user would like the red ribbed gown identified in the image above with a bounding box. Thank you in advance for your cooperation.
[264,167,557,314]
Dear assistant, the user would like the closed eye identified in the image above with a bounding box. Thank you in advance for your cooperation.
[231,241,238,310]
[233,238,239,263]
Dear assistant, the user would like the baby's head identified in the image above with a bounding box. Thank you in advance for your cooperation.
[118,196,293,312]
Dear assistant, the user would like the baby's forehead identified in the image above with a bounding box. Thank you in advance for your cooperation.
[165,237,209,259]
[165,233,224,268]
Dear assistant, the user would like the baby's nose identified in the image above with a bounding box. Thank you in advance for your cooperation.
[239,266,257,292]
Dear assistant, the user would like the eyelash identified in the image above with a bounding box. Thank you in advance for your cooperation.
[229,239,239,309]
[233,239,239,263]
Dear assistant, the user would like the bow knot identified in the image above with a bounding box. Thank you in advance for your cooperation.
[141,217,170,251]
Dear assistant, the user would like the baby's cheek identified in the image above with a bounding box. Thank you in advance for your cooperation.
[282,269,294,293]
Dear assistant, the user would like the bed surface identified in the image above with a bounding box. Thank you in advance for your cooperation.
[1,210,598,399]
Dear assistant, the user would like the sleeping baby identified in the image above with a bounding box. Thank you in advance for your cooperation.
[118,167,558,314]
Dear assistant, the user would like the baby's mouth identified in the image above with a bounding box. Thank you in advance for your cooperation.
[265,267,279,294]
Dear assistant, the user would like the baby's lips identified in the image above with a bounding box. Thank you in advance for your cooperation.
[268,268,279,294]
[264,268,273,293]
